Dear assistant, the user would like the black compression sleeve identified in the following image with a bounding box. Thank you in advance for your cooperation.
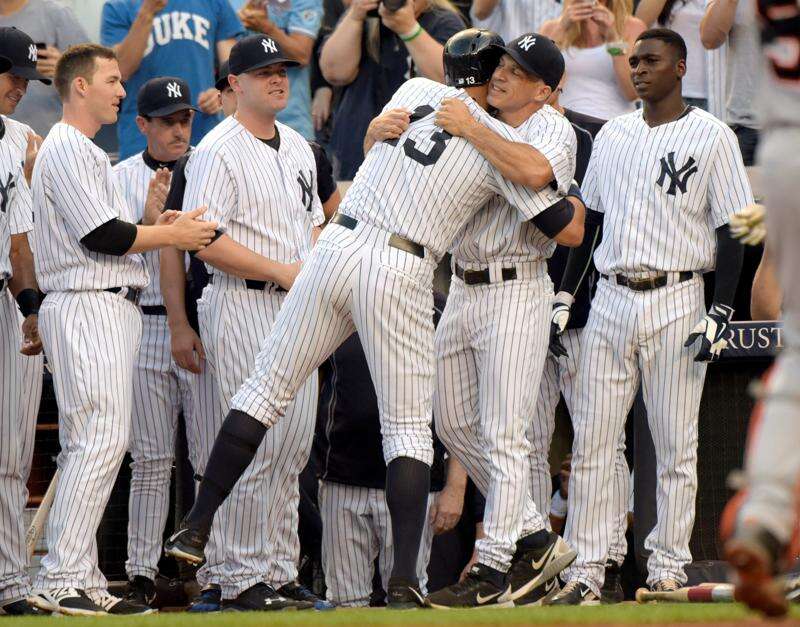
[530,197,575,238]
[713,223,745,308]
[80,219,138,256]
[558,208,603,295]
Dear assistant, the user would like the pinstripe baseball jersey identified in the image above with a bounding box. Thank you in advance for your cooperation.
[470,0,563,43]
[31,122,148,292]
[2,116,34,164]
[450,104,577,265]
[114,152,179,306]
[341,77,561,261]
[583,107,752,275]
[0,141,31,278]
[183,116,324,266]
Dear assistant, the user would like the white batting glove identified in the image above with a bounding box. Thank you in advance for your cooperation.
[684,303,734,362]
[549,291,574,358]
[729,203,766,246]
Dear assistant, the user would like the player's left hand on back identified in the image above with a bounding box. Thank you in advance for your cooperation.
[429,484,465,535]
[197,87,222,115]
[435,98,478,138]
[684,303,734,362]
[20,313,43,356]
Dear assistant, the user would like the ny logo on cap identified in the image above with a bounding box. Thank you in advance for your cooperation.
[27,44,37,62]
[518,35,537,51]
[166,81,182,98]
[262,38,278,54]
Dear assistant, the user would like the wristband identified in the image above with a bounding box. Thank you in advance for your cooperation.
[606,41,628,56]
[400,22,423,42]
[554,290,575,308]
[16,288,40,317]
[550,491,568,518]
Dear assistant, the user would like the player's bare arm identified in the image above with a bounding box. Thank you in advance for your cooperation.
[435,97,555,190]
[160,247,205,373]
[8,233,42,356]
[363,108,411,154]
[99,206,218,254]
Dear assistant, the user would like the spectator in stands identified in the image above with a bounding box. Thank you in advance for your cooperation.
[470,0,561,43]
[700,0,759,164]
[234,0,323,139]
[319,0,463,180]
[101,0,243,159]
[0,0,88,135]
[540,0,645,121]
[634,0,708,109]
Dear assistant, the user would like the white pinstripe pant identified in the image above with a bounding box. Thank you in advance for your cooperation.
[433,271,551,572]
[194,284,317,600]
[530,327,630,564]
[126,313,197,581]
[35,291,142,593]
[231,221,436,468]
[563,277,706,594]
[318,481,435,607]
[0,289,43,602]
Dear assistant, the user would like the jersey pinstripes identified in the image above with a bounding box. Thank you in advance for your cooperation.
[341,77,561,260]
[0,143,31,277]
[32,122,148,292]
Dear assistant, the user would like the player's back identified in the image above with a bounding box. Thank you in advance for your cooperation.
[340,78,528,260]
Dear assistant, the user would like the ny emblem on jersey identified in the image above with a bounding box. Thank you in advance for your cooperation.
[0,172,15,213]
[166,81,182,98]
[656,152,698,195]
[297,170,313,211]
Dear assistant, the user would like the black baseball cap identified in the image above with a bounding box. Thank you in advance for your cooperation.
[228,34,299,75]
[0,27,48,83]
[137,76,198,117]
[490,33,564,91]
[215,60,230,91]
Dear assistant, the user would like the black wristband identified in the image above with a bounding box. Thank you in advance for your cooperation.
[16,288,40,317]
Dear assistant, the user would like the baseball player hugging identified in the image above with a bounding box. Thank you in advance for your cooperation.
[28,44,216,616]
[166,27,567,609]
[548,28,752,605]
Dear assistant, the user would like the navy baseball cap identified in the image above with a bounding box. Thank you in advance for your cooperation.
[137,76,198,117]
[215,60,230,91]
[228,34,299,75]
[490,33,564,91]
[0,27,47,83]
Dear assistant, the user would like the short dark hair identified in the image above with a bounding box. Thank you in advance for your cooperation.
[635,28,687,62]
[55,44,117,101]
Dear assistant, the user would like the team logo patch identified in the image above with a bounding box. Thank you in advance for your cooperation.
[0,172,16,214]
[262,37,278,54]
[656,152,698,195]
[166,81,182,98]
[28,43,37,62]
[517,35,537,51]
[297,169,313,211]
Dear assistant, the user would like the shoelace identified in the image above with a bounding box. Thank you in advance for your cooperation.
[446,572,487,595]
[94,593,121,611]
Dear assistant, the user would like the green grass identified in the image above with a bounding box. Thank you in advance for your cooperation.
[4,605,799,626]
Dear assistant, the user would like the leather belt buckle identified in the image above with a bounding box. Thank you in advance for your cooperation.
[105,286,141,305]
[626,275,665,291]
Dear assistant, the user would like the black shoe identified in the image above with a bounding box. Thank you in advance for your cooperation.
[277,581,333,610]
[124,575,157,607]
[504,531,577,602]
[0,599,45,615]
[188,585,221,612]
[513,577,560,606]
[600,561,624,604]
[30,588,105,616]
[223,583,313,612]
[95,591,156,615]
[165,522,208,566]
[547,580,600,606]
[426,564,511,609]
[386,578,426,609]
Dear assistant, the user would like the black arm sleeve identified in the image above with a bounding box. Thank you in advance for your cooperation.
[529,197,575,238]
[80,218,138,256]
[712,223,745,307]
[165,153,189,211]
[558,208,604,295]
[308,140,337,205]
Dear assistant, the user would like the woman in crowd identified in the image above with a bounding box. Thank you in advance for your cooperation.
[540,0,645,121]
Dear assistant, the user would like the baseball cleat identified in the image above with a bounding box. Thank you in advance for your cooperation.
[513,577,560,606]
[94,591,156,615]
[426,564,512,609]
[546,580,600,606]
[222,582,313,611]
[650,579,680,593]
[124,575,157,607]
[164,523,207,565]
[501,531,577,602]
[1,599,46,615]
[725,526,788,618]
[30,588,106,616]
[188,584,221,612]
[276,581,333,610]
[600,560,624,603]
[386,578,426,609]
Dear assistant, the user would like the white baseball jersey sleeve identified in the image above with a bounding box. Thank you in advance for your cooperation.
[584,108,753,275]
[450,104,577,265]
[32,122,148,292]
[341,77,560,260]
[183,117,323,265]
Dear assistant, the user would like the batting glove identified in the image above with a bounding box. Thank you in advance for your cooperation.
[684,303,734,362]
[729,203,766,246]
[549,291,574,358]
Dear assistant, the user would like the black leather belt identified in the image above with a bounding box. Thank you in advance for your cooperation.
[454,263,517,286]
[330,213,426,259]
[0,278,5,293]
[141,305,167,315]
[601,271,694,291]
[208,274,286,293]
[105,286,141,305]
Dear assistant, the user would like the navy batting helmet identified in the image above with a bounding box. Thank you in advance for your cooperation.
[443,28,505,88]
